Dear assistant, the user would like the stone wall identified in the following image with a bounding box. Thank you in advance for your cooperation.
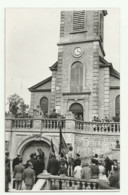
[29,92,51,115]
[110,89,120,117]
[110,75,120,86]
[50,71,57,111]
[75,133,119,158]
[99,68,105,119]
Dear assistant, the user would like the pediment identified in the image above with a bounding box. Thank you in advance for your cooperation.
[28,76,52,92]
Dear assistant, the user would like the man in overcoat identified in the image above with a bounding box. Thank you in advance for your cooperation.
[23,162,35,190]
[13,158,25,190]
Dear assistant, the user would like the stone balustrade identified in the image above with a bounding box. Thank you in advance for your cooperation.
[5,118,120,134]
[12,118,33,129]
[75,120,120,133]
[37,174,99,190]
[42,119,65,129]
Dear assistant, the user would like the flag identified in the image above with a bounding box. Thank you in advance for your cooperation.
[50,139,55,154]
[59,127,68,158]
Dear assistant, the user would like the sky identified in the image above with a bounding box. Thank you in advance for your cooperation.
[5,8,120,109]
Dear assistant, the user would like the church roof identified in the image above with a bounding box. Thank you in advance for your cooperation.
[99,56,120,79]
[49,61,58,71]
[102,10,108,16]
[28,76,52,92]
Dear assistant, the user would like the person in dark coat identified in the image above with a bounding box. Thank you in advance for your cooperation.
[23,162,35,190]
[12,154,21,171]
[13,158,25,190]
[104,156,113,177]
[47,154,59,175]
[90,159,99,179]
[35,155,45,179]
[93,154,99,165]
[5,158,11,192]
[5,152,10,169]
[109,166,120,189]
[59,153,68,169]
[74,153,81,168]
[58,163,67,176]
[26,153,37,170]
[49,109,58,118]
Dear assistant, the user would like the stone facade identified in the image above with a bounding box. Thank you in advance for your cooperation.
[29,10,120,121]
[5,10,120,170]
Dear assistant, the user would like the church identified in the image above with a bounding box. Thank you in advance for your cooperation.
[5,10,120,168]
[29,10,120,121]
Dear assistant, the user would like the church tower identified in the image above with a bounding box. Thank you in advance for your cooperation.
[50,10,108,121]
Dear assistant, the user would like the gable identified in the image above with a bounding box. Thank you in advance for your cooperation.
[99,56,120,79]
[28,76,52,92]
[36,80,51,90]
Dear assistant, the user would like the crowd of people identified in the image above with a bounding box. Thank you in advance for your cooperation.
[47,149,120,190]
[92,115,120,123]
[5,148,120,191]
[5,150,45,191]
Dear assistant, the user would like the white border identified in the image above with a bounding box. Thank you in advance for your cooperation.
[1,0,128,195]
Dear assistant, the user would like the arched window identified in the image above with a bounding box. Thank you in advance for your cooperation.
[70,62,83,92]
[69,103,83,119]
[40,97,48,114]
[115,95,120,116]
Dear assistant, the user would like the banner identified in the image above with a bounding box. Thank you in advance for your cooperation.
[59,127,68,158]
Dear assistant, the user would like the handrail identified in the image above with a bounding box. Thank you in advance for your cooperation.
[37,174,99,190]
[75,120,120,133]
[5,118,120,133]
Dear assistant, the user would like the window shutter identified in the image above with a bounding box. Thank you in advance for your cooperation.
[73,11,85,31]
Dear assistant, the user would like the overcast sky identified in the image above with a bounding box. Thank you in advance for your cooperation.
[5,8,120,108]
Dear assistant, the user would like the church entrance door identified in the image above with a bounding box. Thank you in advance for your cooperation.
[69,103,83,120]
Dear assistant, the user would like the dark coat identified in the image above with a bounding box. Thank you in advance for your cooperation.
[90,164,99,179]
[12,157,20,171]
[23,167,35,186]
[109,171,120,189]
[13,163,25,181]
[47,157,59,175]
[58,167,67,176]
[5,164,11,192]
[35,159,45,175]
[74,158,81,167]
[26,158,37,171]
[59,158,68,168]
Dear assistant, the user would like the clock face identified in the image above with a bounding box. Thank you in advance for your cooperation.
[73,47,82,57]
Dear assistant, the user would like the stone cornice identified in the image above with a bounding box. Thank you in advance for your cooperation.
[62,92,91,96]
[110,86,120,90]
[57,39,105,56]
[29,89,51,92]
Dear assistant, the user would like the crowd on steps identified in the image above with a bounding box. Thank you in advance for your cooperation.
[5,149,120,191]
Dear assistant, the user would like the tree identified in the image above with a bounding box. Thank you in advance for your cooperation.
[7,93,29,118]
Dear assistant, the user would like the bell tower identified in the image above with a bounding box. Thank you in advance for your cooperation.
[54,10,108,121]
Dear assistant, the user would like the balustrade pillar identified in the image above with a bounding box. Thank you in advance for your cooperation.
[33,117,42,129]
[65,111,75,132]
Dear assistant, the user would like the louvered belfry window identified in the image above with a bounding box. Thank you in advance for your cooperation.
[70,62,83,92]
[73,10,85,31]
